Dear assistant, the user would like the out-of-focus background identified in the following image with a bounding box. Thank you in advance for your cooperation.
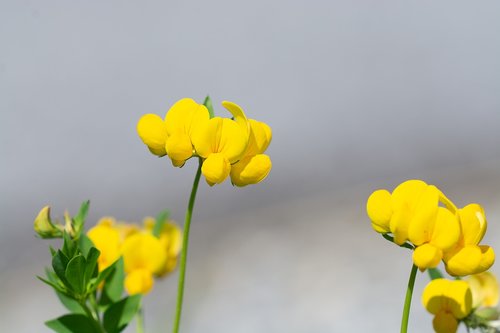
[1,1,500,332]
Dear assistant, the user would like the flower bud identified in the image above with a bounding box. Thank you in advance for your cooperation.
[34,206,62,238]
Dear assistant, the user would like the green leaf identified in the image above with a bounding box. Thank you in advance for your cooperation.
[62,231,77,258]
[99,258,124,305]
[45,269,84,313]
[428,268,444,280]
[153,210,169,238]
[49,246,57,256]
[65,255,86,294]
[103,295,142,333]
[73,200,90,236]
[84,247,100,288]
[37,275,67,294]
[45,314,99,333]
[203,95,214,118]
[79,233,94,257]
[52,250,70,284]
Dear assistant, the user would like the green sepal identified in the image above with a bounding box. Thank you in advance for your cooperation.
[427,267,444,280]
[99,257,125,306]
[45,314,99,333]
[65,255,86,295]
[153,210,169,238]
[381,233,414,250]
[203,95,214,118]
[73,200,90,237]
[103,295,142,333]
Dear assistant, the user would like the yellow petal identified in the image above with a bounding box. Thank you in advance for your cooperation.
[413,243,442,270]
[476,245,495,274]
[408,185,439,246]
[221,101,250,139]
[366,189,392,233]
[446,280,473,319]
[430,207,460,251]
[432,311,458,333]
[230,154,272,187]
[121,233,167,274]
[243,120,272,157]
[137,114,168,156]
[87,223,121,271]
[391,179,428,211]
[164,98,210,138]
[124,268,154,295]
[459,204,487,245]
[423,279,449,315]
[390,205,411,245]
[165,132,193,162]
[445,245,482,277]
[469,272,499,308]
[201,153,231,186]
[193,118,248,163]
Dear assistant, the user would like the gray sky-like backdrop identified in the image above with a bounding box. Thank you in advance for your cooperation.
[1,1,500,332]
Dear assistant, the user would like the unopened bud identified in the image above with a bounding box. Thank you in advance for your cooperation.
[34,206,62,238]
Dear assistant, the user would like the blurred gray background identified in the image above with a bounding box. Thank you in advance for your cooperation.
[1,0,500,332]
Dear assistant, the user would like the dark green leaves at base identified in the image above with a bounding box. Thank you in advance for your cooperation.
[103,295,141,333]
[46,314,99,333]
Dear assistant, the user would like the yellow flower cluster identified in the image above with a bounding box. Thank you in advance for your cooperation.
[87,217,182,295]
[137,98,272,186]
[366,180,495,276]
[422,272,499,333]
[422,278,473,333]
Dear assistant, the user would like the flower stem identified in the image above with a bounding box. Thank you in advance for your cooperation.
[400,264,418,333]
[137,303,145,333]
[172,158,203,333]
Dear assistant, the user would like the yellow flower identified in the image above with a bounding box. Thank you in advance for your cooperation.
[443,204,495,277]
[192,101,250,185]
[143,217,182,276]
[466,272,499,308]
[87,218,121,271]
[230,119,272,187]
[124,268,154,296]
[422,279,473,333]
[366,180,461,270]
[137,98,210,166]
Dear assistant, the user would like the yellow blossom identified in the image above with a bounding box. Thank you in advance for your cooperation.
[443,204,495,277]
[422,278,473,333]
[87,218,121,271]
[230,119,272,187]
[192,101,250,185]
[466,272,499,308]
[143,217,182,276]
[366,180,461,270]
[137,98,210,166]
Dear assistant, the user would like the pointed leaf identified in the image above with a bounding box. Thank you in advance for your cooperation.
[84,247,100,288]
[65,255,86,294]
[52,250,70,285]
[62,231,77,258]
[103,295,142,333]
[153,210,169,238]
[73,200,90,236]
[203,95,214,118]
[99,258,124,305]
[79,233,94,257]
[45,314,99,333]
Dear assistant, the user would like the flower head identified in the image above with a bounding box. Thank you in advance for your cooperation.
[466,272,499,308]
[366,180,461,271]
[422,278,473,333]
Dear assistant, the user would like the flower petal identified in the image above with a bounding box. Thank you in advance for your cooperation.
[459,204,487,246]
[137,114,168,156]
[366,189,392,233]
[124,268,154,295]
[165,98,210,138]
[423,279,449,315]
[121,233,167,274]
[476,245,495,274]
[430,207,460,251]
[446,280,473,319]
[445,245,482,277]
[230,154,272,187]
[165,132,193,162]
[221,101,250,139]
[432,311,458,333]
[408,185,439,246]
[201,153,231,186]
[413,243,442,270]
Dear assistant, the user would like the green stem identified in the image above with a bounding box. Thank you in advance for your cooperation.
[400,264,418,333]
[80,300,105,333]
[137,303,145,333]
[172,158,203,333]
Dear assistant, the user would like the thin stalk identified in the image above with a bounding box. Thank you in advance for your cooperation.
[137,303,145,333]
[172,158,203,333]
[400,264,418,333]
[79,300,105,333]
